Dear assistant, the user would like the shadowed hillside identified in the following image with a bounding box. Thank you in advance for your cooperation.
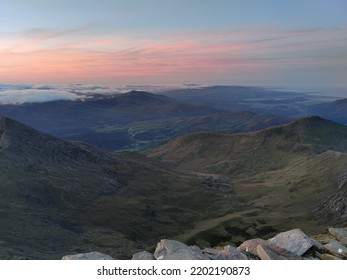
[0,116,240,259]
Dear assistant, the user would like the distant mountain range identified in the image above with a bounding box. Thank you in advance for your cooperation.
[0,89,292,150]
[1,115,346,259]
[0,86,344,152]
[161,86,339,117]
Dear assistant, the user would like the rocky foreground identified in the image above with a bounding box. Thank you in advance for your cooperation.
[62,227,347,260]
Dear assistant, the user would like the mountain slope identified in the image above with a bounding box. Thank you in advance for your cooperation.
[150,116,347,174]
[129,111,289,149]
[0,116,240,259]
[149,117,347,243]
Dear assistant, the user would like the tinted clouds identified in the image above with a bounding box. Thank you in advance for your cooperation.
[0,84,200,104]
[1,0,347,89]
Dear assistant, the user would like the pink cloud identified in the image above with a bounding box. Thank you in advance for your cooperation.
[1,26,346,84]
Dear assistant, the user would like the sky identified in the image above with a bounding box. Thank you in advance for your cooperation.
[1,0,347,92]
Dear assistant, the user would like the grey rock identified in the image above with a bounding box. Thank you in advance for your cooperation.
[256,243,302,260]
[256,244,287,260]
[324,240,347,258]
[237,238,267,256]
[328,227,347,245]
[202,245,248,260]
[62,251,113,260]
[269,228,322,256]
[153,239,209,260]
[131,251,154,260]
[315,252,342,260]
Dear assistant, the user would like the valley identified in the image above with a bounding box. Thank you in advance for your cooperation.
[0,86,346,259]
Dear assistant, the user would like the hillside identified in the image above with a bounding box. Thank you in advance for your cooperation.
[0,116,241,259]
[129,111,289,149]
[150,116,347,173]
[149,117,347,245]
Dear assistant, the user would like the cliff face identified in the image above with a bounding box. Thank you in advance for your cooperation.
[314,170,347,224]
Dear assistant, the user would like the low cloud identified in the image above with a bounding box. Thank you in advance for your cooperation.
[0,86,86,105]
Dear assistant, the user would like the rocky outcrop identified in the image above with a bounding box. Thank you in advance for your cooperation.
[61,227,347,260]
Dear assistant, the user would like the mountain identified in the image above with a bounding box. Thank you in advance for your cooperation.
[149,117,347,244]
[161,86,335,118]
[0,116,242,259]
[0,90,289,151]
[308,98,347,125]
[150,116,347,172]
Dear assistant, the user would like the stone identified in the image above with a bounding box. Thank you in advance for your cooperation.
[328,227,347,245]
[131,251,154,260]
[315,252,342,260]
[324,240,347,258]
[269,229,322,256]
[153,239,209,260]
[62,251,113,260]
[202,245,248,260]
[256,243,302,260]
[237,238,267,256]
[256,244,287,260]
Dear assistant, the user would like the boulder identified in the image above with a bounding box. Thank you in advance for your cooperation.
[256,244,287,260]
[62,251,113,260]
[202,245,248,260]
[315,252,342,260]
[237,238,267,256]
[328,227,347,245]
[256,243,302,260]
[131,251,154,260]
[269,229,323,256]
[324,240,347,258]
[153,239,209,260]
